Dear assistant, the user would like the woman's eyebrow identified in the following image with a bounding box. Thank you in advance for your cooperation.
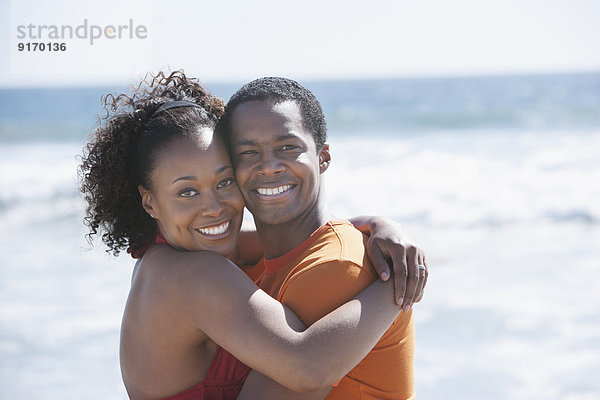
[214,165,233,175]
[171,175,196,184]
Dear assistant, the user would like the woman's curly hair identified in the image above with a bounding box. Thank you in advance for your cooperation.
[79,70,225,256]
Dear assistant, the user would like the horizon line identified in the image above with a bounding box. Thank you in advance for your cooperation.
[1,68,599,90]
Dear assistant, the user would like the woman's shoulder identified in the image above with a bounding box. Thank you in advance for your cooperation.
[126,245,236,331]
[137,244,239,289]
[142,241,230,265]
[128,243,262,336]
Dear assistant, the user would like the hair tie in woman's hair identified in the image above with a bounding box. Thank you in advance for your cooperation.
[151,100,203,118]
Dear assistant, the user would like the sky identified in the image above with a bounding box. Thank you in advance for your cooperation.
[1,0,599,87]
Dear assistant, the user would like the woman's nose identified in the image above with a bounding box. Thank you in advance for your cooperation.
[199,191,224,217]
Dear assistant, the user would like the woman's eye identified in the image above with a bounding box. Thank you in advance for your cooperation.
[179,189,198,198]
[217,178,234,189]
[239,150,257,156]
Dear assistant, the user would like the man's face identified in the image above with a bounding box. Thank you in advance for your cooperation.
[229,99,330,226]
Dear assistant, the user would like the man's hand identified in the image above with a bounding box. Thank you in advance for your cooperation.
[350,216,428,311]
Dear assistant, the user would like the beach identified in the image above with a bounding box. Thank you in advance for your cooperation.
[1,73,599,399]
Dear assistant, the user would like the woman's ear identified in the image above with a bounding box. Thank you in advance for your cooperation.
[319,144,331,174]
[138,185,157,219]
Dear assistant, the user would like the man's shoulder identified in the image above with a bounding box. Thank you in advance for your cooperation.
[302,220,370,267]
[277,221,377,325]
[281,220,376,290]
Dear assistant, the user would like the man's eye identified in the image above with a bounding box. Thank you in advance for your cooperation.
[281,144,297,150]
[239,149,257,156]
[179,189,198,198]
[217,178,234,189]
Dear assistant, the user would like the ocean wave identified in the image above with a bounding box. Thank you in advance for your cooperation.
[542,209,599,224]
[0,143,83,228]
[326,130,600,229]
[2,130,599,230]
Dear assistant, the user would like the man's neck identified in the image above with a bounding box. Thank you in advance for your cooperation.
[255,202,333,259]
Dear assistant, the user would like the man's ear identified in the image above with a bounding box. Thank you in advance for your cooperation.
[138,185,157,219]
[319,144,331,174]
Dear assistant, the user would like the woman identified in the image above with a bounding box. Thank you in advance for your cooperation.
[80,71,424,400]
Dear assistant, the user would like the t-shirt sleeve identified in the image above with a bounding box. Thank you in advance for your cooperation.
[278,259,377,326]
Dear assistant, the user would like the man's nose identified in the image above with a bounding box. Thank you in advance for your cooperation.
[258,151,285,176]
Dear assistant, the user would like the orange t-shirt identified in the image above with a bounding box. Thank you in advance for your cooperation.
[253,220,415,400]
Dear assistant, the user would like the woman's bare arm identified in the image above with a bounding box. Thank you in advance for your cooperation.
[143,244,402,393]
[238,373,332,400]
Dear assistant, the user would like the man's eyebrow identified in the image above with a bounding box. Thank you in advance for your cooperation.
[232,138,256,147]
[233,134,300,147]
[275,133,300,141]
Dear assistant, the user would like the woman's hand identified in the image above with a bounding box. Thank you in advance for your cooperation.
[350,216,429,311]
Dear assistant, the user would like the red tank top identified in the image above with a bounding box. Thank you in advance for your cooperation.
[162,346,252,400]
[130,233,252,400]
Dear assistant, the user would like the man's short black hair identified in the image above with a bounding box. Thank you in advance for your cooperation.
[221,77,327,150]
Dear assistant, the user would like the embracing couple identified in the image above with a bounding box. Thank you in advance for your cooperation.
[80,71,428,399]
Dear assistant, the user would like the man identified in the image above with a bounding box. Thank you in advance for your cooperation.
[221,77,423,399]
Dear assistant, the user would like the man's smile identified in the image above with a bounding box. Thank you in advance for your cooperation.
[253,184,296,200]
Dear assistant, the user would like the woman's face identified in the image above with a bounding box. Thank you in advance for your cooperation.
[139,128,245,256]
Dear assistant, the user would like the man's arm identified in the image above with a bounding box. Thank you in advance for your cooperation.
[238,215,430,309]
[350,216,429,310]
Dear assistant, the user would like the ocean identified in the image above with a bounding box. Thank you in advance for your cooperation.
[1,72,599,399]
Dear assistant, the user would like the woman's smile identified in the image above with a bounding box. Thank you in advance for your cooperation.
[195,220,231,239]
[140,132,245,255]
